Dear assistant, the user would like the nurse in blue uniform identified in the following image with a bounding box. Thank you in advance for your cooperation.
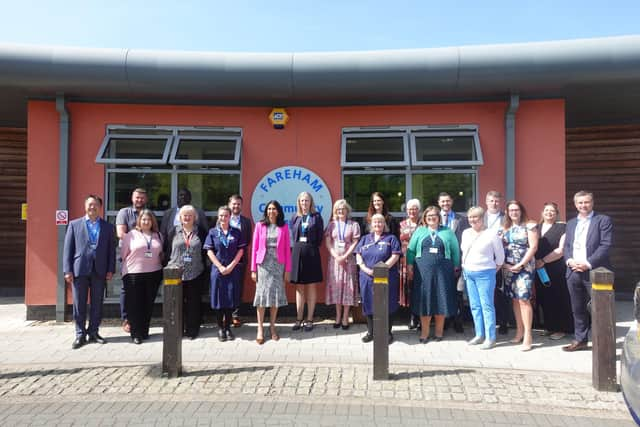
[355,213,402,343]
[204,206,246,342]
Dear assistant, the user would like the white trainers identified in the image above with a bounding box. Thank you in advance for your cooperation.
[480,340,496,350]
[468,336,484,345]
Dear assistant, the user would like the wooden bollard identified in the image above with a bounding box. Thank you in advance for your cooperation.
[373,261,389,381]
[162,266,183,378]
[590,267,616,392]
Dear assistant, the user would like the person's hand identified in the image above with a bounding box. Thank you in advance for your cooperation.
[572,261,589,272]
[106,272,113,281]
[284,272,290,283]
[251,271,257,282]
[509,264,523,273]
[218,265,227,274]
[535,259,545,269]
[64,273,74,285]
[407,266,414,281]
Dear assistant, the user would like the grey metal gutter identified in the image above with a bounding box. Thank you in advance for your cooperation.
[505,94,519,201]
[1,36,640,105]
[55,94,69,323]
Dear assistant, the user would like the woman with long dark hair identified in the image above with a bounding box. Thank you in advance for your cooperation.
[250,200,291,344]
[365,192,399,238]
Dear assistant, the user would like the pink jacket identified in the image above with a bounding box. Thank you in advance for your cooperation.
[251,222,291,272]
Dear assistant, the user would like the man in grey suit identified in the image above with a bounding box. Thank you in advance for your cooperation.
[438,192,469,333]
[562,190,613,352]
[63,195,116,349]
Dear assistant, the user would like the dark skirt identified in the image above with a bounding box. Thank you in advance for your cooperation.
[290,241,323,284]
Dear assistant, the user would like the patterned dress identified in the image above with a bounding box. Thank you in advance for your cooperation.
[503,223,536,300]
[253,224,288,308]
[325,220,361,306]
[398,218,419,306]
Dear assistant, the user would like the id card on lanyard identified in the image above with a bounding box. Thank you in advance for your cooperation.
[143,233,154,258]
[336,220,346,249]
[183,230,194,263]
[300,215,309,243]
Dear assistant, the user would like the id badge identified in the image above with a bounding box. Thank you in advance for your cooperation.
[144,251,153,258]
[429,247,439,254]
[183,255,192,263]
[506,256,514,264]
[89,244,97,250]
[337,241,346,249]
[299,236,308,243]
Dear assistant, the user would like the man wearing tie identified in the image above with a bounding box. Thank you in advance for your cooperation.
[438,192,468,333]
[63,195,116,349]
[562,191,613,352]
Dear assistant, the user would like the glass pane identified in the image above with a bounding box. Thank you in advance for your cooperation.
[107,172,172,212]
[414,135,476,162]
[174,138,237,162]
[345,136,405,163]
[102,137,169,160]
[343,174,406,213]
[411,173,476,212]
[178,173,240,212]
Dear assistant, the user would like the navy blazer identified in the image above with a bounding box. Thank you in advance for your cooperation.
[563,211,613,275]
[290,212,324,247]
[231,215,253,264]
[63,217,116,278]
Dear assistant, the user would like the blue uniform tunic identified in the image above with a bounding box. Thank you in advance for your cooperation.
[355,233,402,316]
[203,227,247,309]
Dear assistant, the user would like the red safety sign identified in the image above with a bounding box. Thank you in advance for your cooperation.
[56,210,68,225]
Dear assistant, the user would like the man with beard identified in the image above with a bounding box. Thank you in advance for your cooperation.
[227,194,253,327]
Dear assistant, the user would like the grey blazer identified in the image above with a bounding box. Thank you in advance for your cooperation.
[63,217,116,278]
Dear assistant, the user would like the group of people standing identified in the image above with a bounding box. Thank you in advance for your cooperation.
[63,186,611,354]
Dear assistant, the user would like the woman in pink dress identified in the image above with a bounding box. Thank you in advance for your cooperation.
[399,199,421,329]
[325,199,361,330]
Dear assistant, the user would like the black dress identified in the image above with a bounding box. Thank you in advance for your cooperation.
[535,222,574,334]
[290,212,324,284]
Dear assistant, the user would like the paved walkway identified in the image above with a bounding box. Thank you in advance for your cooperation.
[0,298,635,425]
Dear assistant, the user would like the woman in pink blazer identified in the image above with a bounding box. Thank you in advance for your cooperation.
[251,200,291,344]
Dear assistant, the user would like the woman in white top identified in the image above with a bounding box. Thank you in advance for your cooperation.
[460,206,505,349]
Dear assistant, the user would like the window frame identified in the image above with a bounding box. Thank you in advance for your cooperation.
[410,129,483,167]
[169,133,242,166]
[341,130,410,168]
[95,133,174,165]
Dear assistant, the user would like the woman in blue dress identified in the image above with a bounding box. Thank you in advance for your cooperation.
[204,206,247,342]
[407,206,460,343]
[502,200,539,352]
[355,213,401,343]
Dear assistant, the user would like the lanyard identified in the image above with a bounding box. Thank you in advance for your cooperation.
[430,230,437,244]
[218,227,230,248]
[85,219,100,246]
[143,232,153,250]
[301,214,309,234]
[337,220,346,241]
[230,215,241,229]
[183,229,194,251]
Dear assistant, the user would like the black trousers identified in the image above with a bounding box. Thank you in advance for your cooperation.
[183,273,204,337]
[366,314,394,336]
[232,262,247,318]
[123,270,162,339]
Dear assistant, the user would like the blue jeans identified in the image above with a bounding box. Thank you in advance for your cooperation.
[464,268,497,341]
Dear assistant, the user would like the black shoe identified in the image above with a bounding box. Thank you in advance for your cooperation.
[142,333,150,340]
[361,333,373,343]
[434,336,443,342]
[454,321,464,334]
[419,337,429,344]
[341,323,350,330]
[226,328,235,341]
[498,324,509,335]
[218,329,227,342]
[132,337,142,345]
[72,336,86,349]
[333,322,341,329]
[87,334,106,344]
[408,317,418,330]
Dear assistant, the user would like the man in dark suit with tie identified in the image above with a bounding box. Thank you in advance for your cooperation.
[63,195,116,349]
[563,190,613,352]
[228,194,253,327]
[438,192,469,333]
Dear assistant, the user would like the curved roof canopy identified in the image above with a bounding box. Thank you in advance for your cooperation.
[1,35,640,126]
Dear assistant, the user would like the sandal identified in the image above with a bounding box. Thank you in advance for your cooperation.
[292,320,303,331]
[303,320,314,332]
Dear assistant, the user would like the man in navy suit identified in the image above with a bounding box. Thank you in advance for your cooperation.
[228,194,253,327]
[563,190,613,352]
[63,195,116,349]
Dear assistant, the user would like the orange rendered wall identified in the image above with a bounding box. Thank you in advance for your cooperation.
[25,99,565,307]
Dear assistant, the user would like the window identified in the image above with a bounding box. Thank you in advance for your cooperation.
[99,125,242,300]
[342,125,482,218]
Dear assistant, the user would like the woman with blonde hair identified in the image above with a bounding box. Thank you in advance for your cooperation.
[325,199,360,329]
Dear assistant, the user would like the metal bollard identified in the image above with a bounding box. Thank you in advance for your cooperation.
[162,266,183,378]
[373,261,389,381]
[590,267,616,391]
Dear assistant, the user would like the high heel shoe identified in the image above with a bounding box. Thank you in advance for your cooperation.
[270,326,280,341]
[256,336,265,345]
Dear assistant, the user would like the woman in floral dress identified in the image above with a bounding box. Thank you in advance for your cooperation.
[325,199,360,330]
[399,199,421,329]
[502,200,539,351]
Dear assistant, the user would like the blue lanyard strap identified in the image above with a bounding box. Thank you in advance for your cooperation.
[337,220,346,241]
[218,227,230,248]
[85,219,100,246]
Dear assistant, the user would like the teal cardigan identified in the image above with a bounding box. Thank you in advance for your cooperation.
[406,225,460,268]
